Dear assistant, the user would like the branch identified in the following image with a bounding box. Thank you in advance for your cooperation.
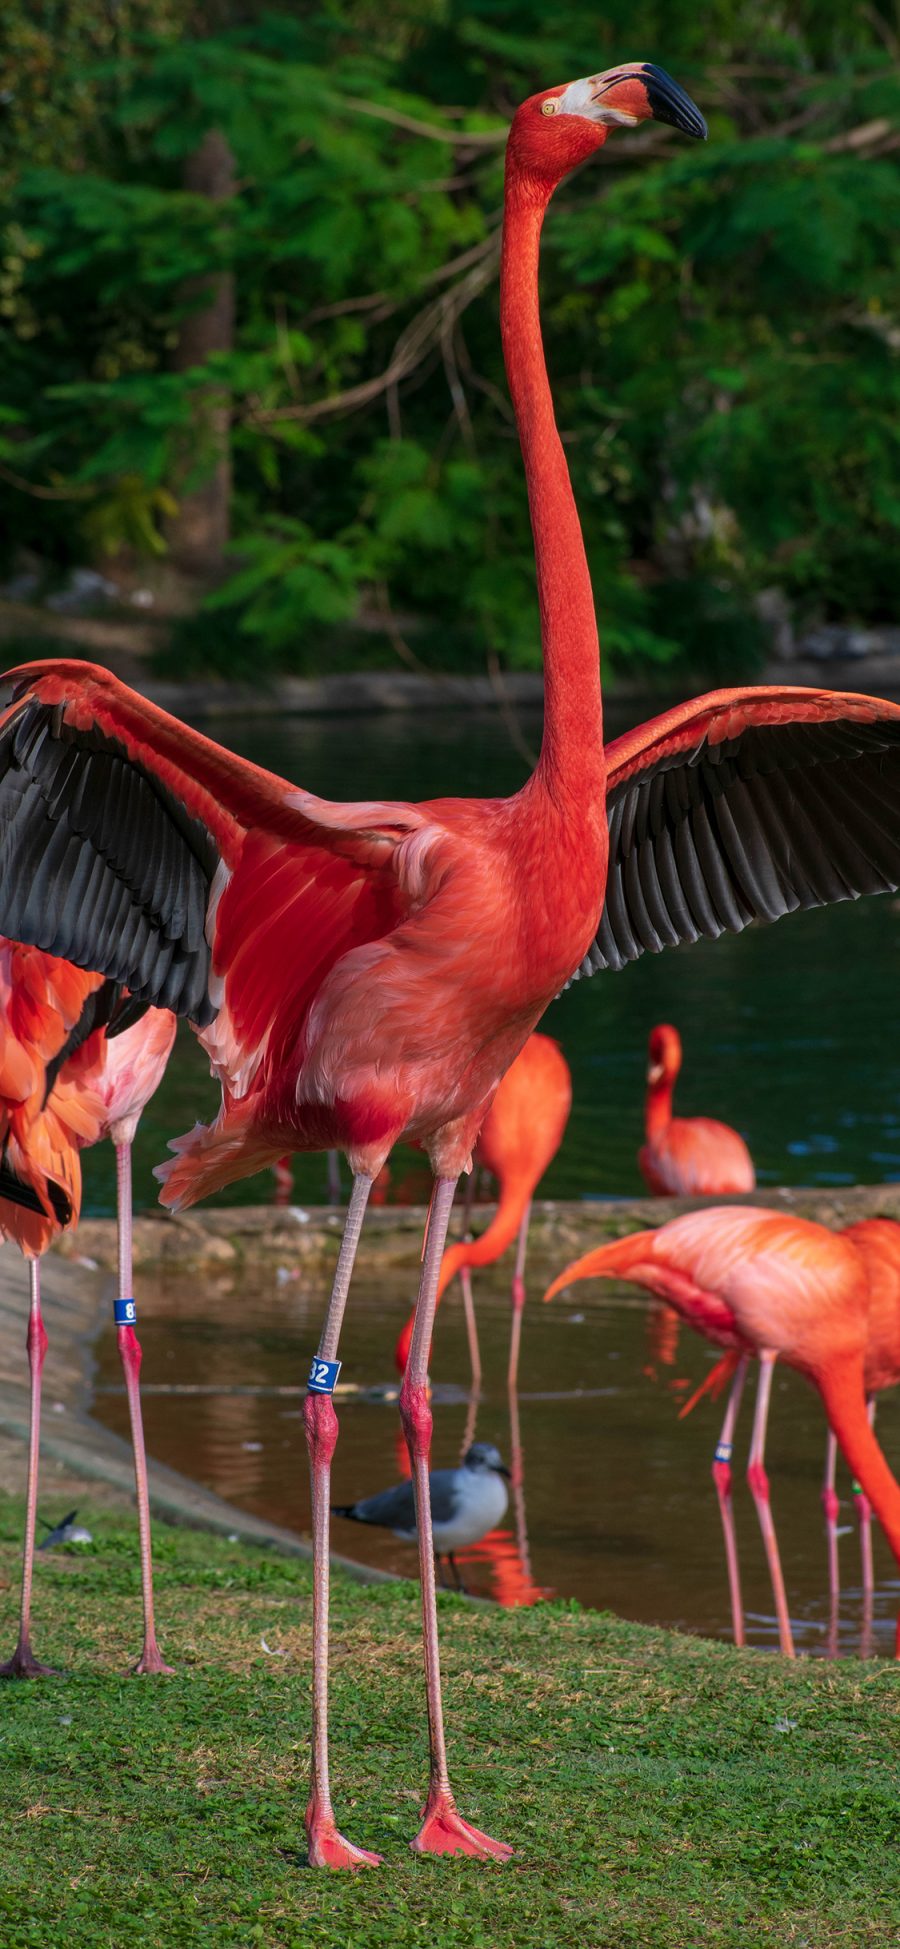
[343,96,505,149]
[248,242,500,429]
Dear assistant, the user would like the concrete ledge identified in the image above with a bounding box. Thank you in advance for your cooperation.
[54,1185,900,1275]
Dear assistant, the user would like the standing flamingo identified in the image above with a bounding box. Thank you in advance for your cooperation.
[394,1032,572,1388]
[3,63,900,1862]
[543,1208,900,1658]
[640,1023,755,1195]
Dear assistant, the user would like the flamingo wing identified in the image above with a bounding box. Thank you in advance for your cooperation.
[574,686,900,979]
[0,662,439,1090]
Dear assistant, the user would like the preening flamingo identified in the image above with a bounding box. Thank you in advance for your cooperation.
[544,1208,900,1658]
[640,1023,755,1196]
[0,950,176,1677]
[394,1032,572,1388]
[0,943,106,1677]
[4,63,900,1863]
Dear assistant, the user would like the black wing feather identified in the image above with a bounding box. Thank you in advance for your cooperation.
[0,701,219,1024]
[572,715,900,981]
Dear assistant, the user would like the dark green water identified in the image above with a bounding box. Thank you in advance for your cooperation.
[79,700,900,1217]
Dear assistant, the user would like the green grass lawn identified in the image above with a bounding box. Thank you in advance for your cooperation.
[1,1495,898,1948]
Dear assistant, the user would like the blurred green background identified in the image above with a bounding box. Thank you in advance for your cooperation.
[1,1,898,684]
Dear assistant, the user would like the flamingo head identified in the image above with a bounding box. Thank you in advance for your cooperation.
[647,1021,682,1088]
[508,63,707,184]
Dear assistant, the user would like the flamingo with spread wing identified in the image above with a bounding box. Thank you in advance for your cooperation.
[2,63,900,1863]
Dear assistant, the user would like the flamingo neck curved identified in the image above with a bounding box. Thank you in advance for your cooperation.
[645,1077,675,1143]
[501,167,604,808]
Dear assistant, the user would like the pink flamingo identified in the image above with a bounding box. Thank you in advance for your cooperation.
[640,1023,755,1196]
[0,944,106,1677]
[2,63,900,1862]
[0,953,175,1677]
[394,1032,572,1389]
[544,1208,900,1659]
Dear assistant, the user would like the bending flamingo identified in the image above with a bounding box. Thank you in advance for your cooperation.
[544,1209,900,1658]
[640,1023,755,1196]
[0,950,176,1677]
[3,64,900,1864]
[824,1219,900,1605]
[394,1033,572,1388]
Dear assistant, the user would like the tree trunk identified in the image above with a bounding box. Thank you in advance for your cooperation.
[166,128,235,581]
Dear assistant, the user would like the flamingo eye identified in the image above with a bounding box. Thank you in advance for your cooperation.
[541,100,558,116]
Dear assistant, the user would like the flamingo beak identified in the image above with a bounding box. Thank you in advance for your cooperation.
[647,1062,665,1086]
[640,64,708,141]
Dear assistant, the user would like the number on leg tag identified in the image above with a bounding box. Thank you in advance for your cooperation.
[307,1356,341,1395]
[714,1440,732,1464]
[114,1298,137,1326]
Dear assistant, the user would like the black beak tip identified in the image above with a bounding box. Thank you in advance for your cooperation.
[497,1464,512,1479]
[642,63,708,141]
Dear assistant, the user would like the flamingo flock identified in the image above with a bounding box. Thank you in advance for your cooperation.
[1,53,900,1877]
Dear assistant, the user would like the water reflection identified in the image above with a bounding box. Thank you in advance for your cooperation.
[91,1250,900,1657]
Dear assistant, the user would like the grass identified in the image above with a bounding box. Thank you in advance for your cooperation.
[1,1496,899,1948]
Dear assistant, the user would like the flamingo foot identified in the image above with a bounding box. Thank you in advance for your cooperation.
[306,1798,381,1870]
[412,1789,513,1861]
[0,1639,59,1680]
[133,1642,175,1677]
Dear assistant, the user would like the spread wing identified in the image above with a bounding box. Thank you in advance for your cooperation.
[574,686,900,981]
[0,661,442,1097]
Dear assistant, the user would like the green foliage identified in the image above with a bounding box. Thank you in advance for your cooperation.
[1,1,899,678]
[2,1493,900,1946]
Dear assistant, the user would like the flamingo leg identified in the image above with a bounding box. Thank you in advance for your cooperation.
[400,1176,512,1862]
[114,1141,172,1677]
[746,1351,795,1658]
[1,1259,56,1679]
[507,1199,531,1391]
[459,1268,482,1394]
[304,1172,381,1871]
[711,1353,749,1649]
[822,1430,840,1607]
[853,1398,876,1597]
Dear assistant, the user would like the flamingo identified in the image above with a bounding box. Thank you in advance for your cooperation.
[0,943,106,1677]
[394,1032,572,1389]
[543,1208,900,1659]
[822,1219,900,1607]
[2,61,900,1860]
[640,1023,755,1196]
[0,949,176,1677]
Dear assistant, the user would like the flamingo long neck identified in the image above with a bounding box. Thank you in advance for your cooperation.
[501,169,604,805]
[645,1075,675,1144]
[814,1357,900,1571]
[393,1173,533,1373]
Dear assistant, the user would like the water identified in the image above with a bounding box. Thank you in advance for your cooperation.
[91,1252,900,1657]
[78,701,900,1218]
